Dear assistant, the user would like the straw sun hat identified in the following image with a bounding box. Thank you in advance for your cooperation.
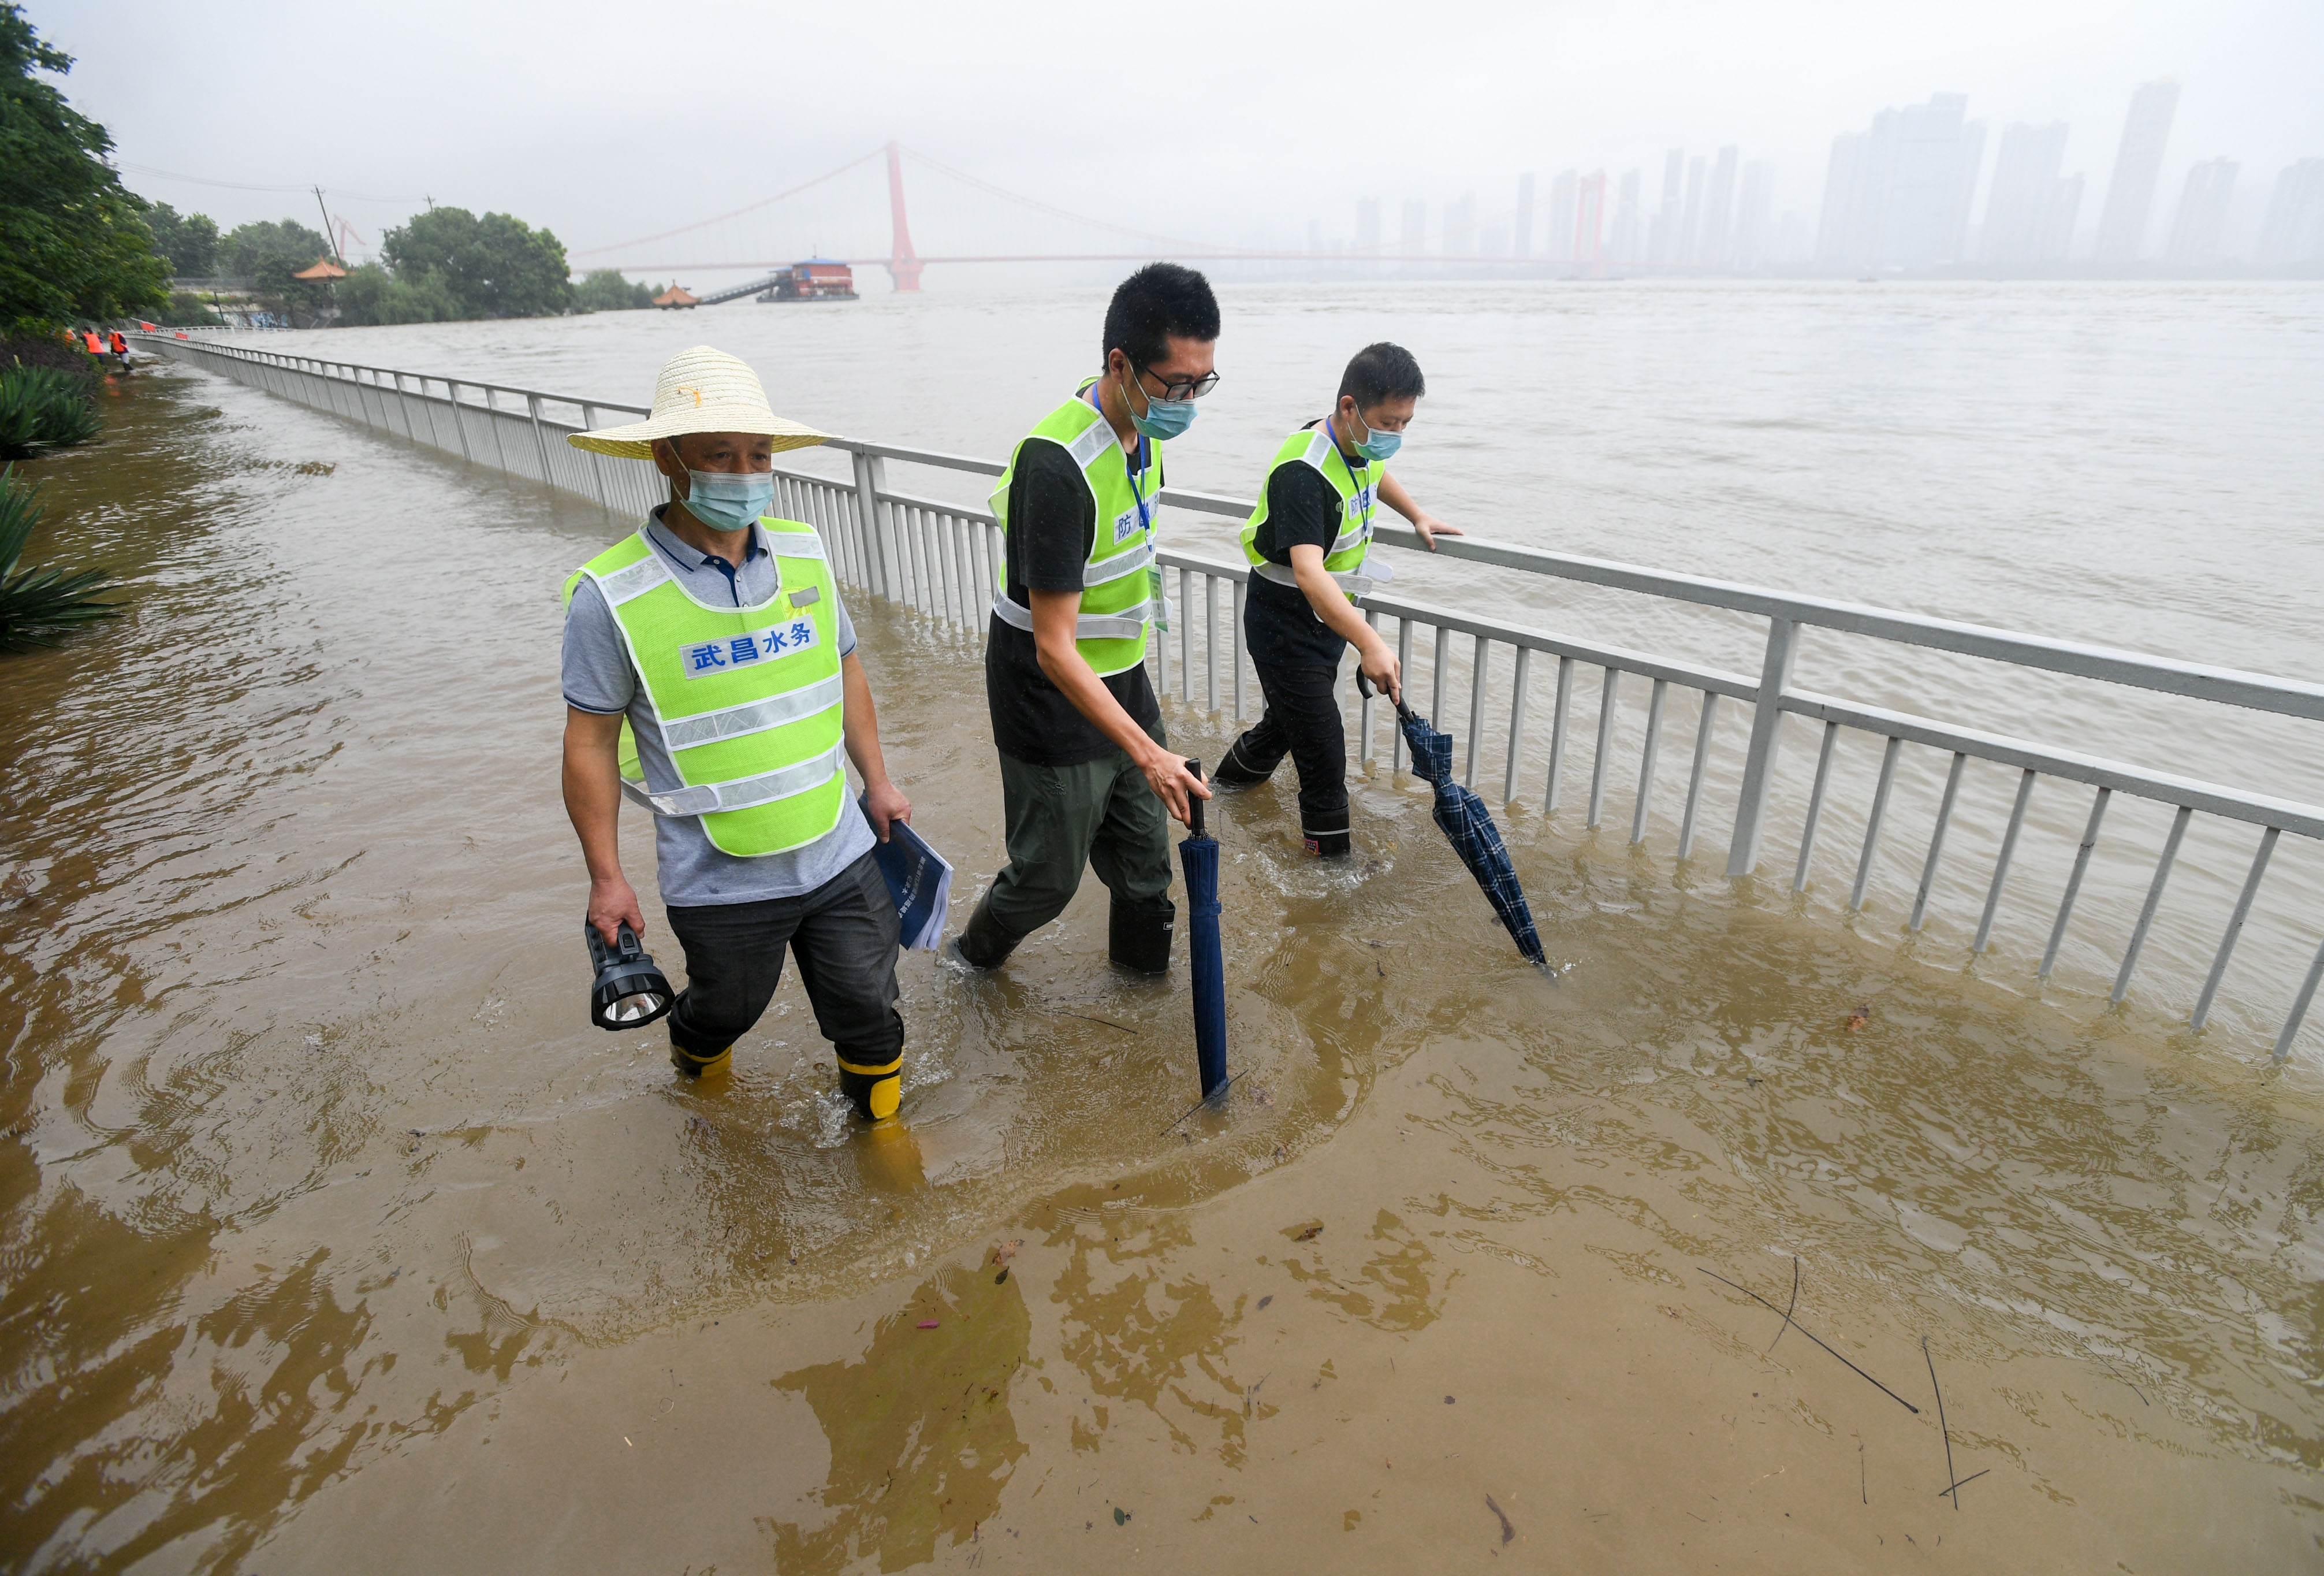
[567,345,829,459]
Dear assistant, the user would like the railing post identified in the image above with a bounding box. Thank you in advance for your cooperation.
[850,449,895,600]
[525,392,554,487]
[1726,615,1799,878]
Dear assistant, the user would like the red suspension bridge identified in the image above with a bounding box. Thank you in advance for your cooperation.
[572,143,1613,293]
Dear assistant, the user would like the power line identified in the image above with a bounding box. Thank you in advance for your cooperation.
[114,161,429,204]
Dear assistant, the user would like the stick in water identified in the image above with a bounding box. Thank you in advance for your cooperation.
[1697,1268,1920,1414]
[1923,1336,1959,1510]
[1765,1256,1801,1355]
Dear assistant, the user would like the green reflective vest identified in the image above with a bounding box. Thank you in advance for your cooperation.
[563,518,847,858]
[1239,423,1383,600]
[988,385,1167,678]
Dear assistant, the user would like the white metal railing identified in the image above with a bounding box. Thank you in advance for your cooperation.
[136,332,2324,1065]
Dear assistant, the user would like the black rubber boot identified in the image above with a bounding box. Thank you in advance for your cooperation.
[1303,803,1353,859]
[1212,736,1271,788]
[951,890,1023,971]
[1108,894,1176,975]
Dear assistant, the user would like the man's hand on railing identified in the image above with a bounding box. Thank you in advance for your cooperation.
[1411,510,1463,551]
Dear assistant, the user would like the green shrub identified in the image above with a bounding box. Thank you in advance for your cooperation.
[0,363,102,460]
[0,464,118,649]
[573,268,654,312]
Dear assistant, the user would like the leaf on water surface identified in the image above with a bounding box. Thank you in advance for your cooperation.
[1112,1507,1129,1525]
[1288,1223,1323,1243]
[995,1267,1009,1285]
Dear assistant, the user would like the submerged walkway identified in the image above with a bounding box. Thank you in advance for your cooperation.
[0,345,2314,1571]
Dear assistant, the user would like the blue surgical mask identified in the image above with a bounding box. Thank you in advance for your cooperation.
[1349,409,1402,464]
[1122,373,1198,441]
[680,469,776,532]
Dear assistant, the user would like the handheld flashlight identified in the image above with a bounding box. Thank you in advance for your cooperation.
[585,920,675,1030]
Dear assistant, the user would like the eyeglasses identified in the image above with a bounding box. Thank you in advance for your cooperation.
[1136,363,1221,403]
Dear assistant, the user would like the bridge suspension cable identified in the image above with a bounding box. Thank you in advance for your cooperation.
[570,147,885,258]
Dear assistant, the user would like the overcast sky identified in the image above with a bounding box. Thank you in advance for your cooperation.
[38,0,2324,276]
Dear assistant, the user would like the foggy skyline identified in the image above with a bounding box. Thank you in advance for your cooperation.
[36,0,2324,280]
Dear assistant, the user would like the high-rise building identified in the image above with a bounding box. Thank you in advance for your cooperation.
[1649,150,1684,264]
[1678,155,1707,263]
[1818,94,1980,269]
[1982,122,2070,263]
[1610,168,1643,263]
[1355,197,1382,256]
[1817,132,1867,267]
[1576,172,1607,272]
[1701,146,1739,265]
[2095,80,2180,262]
[1548,170,1578,263]
[1884,93,1977,265]
[2038,174,2085,261]
[1444,192,1476,258]
[2257,159,2324,265]
[1733,161,1775,267]
[2166,158,2239,263]
[1515,173,1536,257]
[1400,199,1426,258]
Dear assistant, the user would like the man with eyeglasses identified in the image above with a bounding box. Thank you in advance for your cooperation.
[953,263,1219,973]
[1214,342,1460,856]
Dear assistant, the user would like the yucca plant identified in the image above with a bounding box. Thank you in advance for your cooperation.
[0,365,103,462]
[0,465,119,650]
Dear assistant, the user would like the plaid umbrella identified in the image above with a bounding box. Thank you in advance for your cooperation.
[1372,680,1547,966]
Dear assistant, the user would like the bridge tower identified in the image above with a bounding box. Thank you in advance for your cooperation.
[885,142,924,293]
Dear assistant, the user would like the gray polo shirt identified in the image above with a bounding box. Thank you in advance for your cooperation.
[562,508,876,908]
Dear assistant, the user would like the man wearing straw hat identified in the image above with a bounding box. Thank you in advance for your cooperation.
[561,345,915,1121]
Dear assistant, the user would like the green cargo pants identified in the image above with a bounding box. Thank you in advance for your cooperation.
[986,721,1175,941]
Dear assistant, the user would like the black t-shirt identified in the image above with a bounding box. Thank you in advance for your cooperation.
[1246,425,1370,663]
[985,428,1163,765]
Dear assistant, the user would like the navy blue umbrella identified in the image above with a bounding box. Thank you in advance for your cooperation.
[1366,678,1548,967]
[1178,760,1230,1099]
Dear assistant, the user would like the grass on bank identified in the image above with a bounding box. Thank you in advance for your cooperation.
[0,464,118,649]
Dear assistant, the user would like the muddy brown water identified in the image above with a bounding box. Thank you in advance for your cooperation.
[1,360,2319,1572]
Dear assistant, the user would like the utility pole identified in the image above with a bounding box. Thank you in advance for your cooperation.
[314,186,346,265]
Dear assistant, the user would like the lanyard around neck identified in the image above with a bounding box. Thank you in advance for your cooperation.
[1323,417,1375,527]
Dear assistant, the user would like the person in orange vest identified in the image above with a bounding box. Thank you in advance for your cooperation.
[107,330,131,371]
[81,328,102,355]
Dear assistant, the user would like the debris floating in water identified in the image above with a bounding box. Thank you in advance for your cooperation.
[1843,1004,1871,1031]
[1486,1493,1515,1544]
[1293,1224,1323,1243]
[917,1319,940,1329]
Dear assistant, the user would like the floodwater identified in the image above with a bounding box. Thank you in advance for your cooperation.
[2,284,2321,1572]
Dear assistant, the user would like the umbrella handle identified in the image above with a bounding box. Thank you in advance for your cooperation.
[1354,670,1418,723]
[1186,758,1205,838]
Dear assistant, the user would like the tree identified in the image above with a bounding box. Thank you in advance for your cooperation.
[337,261,462,327]
[573,268,653,312]
[220,218,336,316]
[381,207,570,319]
[141,201,218,277]
[0,3,169,333]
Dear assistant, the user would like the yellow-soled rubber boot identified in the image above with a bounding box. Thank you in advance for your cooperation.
[671,1043,732,1079]
[837,1055,902,1121]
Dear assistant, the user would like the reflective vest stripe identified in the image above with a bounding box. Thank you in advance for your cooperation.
[988,592,1159,643]
[658,672,845,751]
[621,740,846,817]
